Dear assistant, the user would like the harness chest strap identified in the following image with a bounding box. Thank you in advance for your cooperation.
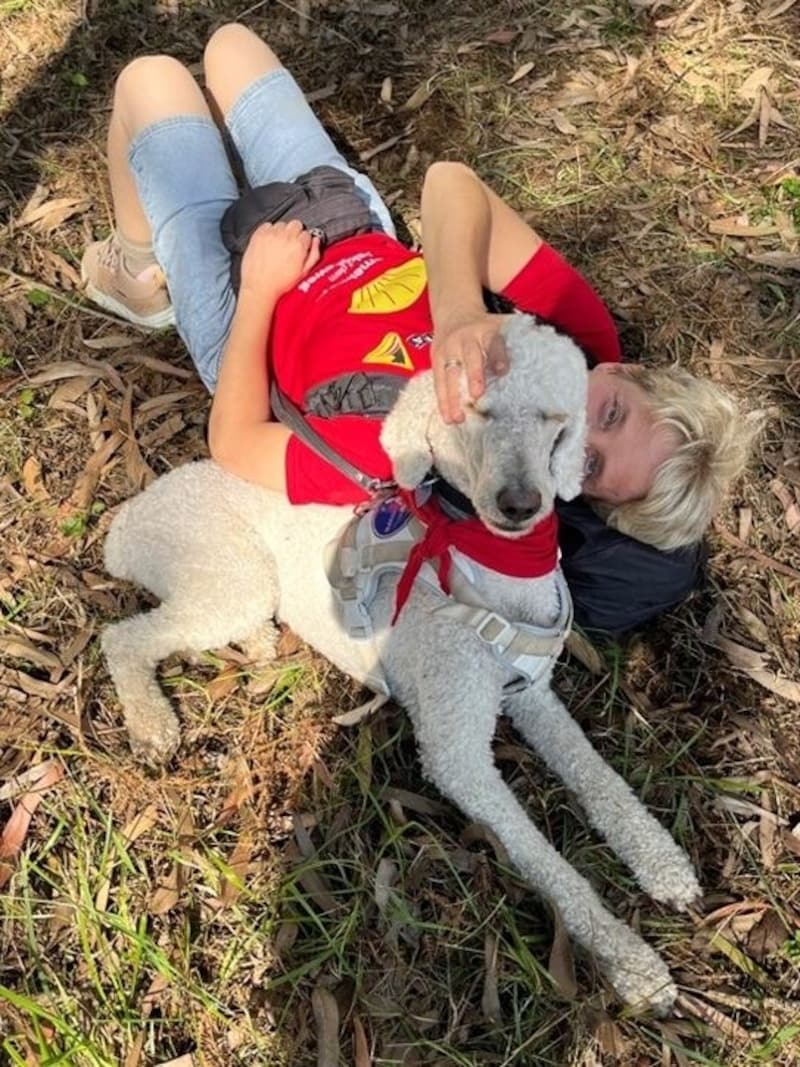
[327,508,573,686]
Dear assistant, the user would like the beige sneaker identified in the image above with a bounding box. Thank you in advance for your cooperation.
[81,235,175,329]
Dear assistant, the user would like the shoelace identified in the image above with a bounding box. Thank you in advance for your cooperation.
[98,238,121,271]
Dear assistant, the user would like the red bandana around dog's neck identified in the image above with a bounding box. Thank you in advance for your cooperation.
[391,488,558,623]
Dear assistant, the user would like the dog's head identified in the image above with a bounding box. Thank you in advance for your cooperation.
[380,315,588,538]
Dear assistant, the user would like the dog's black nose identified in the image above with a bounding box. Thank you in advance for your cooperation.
[496,487,541,523]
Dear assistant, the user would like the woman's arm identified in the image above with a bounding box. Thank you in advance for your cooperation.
[207,220,320,490]
[420,161,544,421]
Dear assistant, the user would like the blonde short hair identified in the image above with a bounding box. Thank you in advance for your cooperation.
[599,366,759,551]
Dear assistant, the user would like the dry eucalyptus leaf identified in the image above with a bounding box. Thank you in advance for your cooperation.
[565,630,603,674]
[481,931,502,1022]
[0,760,64,888]
[508,61,535,85]
[549,110,578,135]
[747,250,800,270]
[82,332,138,350]
[548,905,577,997]
[149,862,182,915]
[352,1014,371,1067]
[18,196,90,232]
[738,67,774,100]
[400,81,435,112]
[708,218,778,237]
[0,634,62,674]
[380,76,393,103]
[332,692,389,726]
[312,985,340,1067]
[22,456,49,503]
[374,857,397,915]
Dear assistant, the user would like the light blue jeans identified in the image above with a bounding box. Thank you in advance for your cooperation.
[128,69,395,390]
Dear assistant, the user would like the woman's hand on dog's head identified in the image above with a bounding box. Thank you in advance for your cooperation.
[432,311,511,423]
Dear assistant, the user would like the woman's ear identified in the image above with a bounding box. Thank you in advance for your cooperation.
[380,373,436,488]
[551,409,587,501]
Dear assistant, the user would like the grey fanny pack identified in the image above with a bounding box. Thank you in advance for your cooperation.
[220,165,376,292]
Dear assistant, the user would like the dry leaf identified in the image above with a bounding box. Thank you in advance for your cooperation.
[149,862,182,915]
[549,110,578,135]
[738,67,774,100]
[771,478,800,532]
[747,250,800,270]
[738,507,752,542]
[509,61,535,85]
[400,81,435,111]
[0,761,64,888]
[762,0,799,17]
[206,666,241,702]
[18,196,90,233]
[708,218,778,237]
[312,985,340,1067]
[481,931,502,1022]
[22,456,49,503]
[486,28,519,44]
[352,1014,371,1067]
[0,760,62,802]
[82,332,138,351]
[374,857,397,914]
[548,905,577,997]
[332,692,389,726]
[746,909,790,962]
[359,134,404,162]
[589,1009,628,1057]
[0,634,62,674]
[675,992,753,1044]
[380,77,392,104]
[565,630,603,674]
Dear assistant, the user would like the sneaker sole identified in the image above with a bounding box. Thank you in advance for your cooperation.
[81,274,176,330]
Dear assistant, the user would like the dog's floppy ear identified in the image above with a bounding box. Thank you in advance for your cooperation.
[380,374,436,488]
[550,408,587,501]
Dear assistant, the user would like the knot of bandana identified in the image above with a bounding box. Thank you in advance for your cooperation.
[391,489,558,623]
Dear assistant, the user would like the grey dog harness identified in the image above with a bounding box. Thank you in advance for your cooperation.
[325,493,573,696]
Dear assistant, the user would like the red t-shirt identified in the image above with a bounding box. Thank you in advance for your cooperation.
[270,232,620,505]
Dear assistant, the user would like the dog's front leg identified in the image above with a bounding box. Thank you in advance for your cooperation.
[506,685,701,910]
[399,629,676,1015]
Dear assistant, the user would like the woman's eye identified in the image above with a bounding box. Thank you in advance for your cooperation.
[602,400,620,429]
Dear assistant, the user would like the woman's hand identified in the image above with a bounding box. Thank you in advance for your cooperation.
[432,311,511,423]
[239,219,321,301]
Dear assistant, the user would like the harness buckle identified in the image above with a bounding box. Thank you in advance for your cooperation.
[475,611,517,652]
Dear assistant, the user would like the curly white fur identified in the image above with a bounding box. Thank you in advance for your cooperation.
[102,315,700,1014]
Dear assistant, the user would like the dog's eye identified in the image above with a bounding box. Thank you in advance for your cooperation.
[470,403,493,421]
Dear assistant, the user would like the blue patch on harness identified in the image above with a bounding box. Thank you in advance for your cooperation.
[372,498,411,538]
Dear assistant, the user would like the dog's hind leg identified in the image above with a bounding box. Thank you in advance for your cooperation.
[103,475,279,766]
[405,642,676,1014]
[506,686,701,910]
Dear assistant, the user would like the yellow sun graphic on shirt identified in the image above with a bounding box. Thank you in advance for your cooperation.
[362,332,414,371]
[348,259,427,314]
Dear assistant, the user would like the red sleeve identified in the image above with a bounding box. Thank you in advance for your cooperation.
[501,243,621,364]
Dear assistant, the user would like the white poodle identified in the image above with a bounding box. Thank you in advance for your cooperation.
[102,315,700,1014]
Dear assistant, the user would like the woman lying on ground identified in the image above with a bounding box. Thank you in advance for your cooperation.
[80,22,757,632]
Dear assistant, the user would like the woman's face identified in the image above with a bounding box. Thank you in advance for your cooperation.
[583,363,677,506]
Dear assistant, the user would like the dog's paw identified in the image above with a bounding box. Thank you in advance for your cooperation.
[638,848,702,912]
[128,714,181,768]
[604,935,677,1017]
